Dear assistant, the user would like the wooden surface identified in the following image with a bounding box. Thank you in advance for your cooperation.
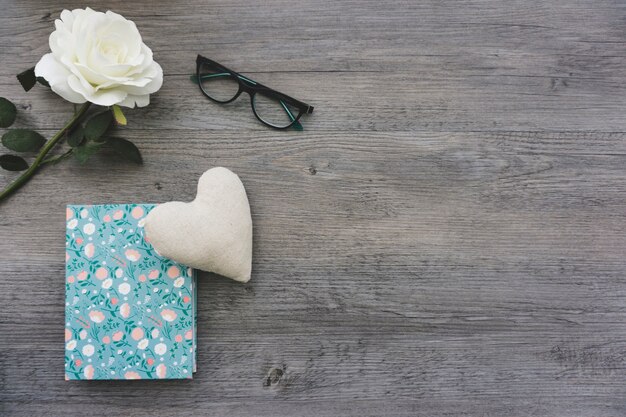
[1,1,626,415]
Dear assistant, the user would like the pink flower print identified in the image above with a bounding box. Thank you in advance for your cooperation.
[183,296,190,303]
[65,328,72,341]
[138,274,146,282]
[125,249,141,262]
[95,267,108,280]
[88,310,105,323]
[131,327,144,341]
[147,358,154,366]
[156,364,167,379]
[131,206,144,219]
[113,210,124,220]
[184,330,193,340]
[74,359,82,367]
[112,331,124,342]
[103,214,111,222]
[111,297,118,305]
[84,243,95,258]
[160,309,177,322]
[76,237,83,245]
[148,270,159,280]
[119,302,131,319]
[67,275,75,283]
[79,329,87,340]
[84,365,94,380]
[66,252,70,262]
[66,207,74,220]
[77,271,88,281]
[124,371,141,380]
[167,266,180,279]
[175,334,183,343]
[102,335,111,344]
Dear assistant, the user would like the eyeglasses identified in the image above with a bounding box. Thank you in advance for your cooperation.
[193,55,314,130]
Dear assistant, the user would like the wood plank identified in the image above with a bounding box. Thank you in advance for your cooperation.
[1,0,626,415]
[2,71,626,132]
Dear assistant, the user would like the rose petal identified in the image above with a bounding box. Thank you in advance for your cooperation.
[117,93,150,108]
[35,54,86,104]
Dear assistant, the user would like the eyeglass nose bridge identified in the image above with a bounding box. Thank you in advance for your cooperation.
[227,74,256,105]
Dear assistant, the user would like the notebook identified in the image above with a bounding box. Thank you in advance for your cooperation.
[64,204,196,380]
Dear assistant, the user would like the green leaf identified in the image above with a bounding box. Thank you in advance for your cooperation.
[16,67,37,92]
[84,111,113,141]
[67,125,85,148]
[0,154,28,171]
[107,137,142,164]
[0,97,17,128]
[37,77,50,87]
[74,141,104,164]
[111,105,127,126]
[2,129,46,152]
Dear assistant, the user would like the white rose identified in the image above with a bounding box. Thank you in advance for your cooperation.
[34,8,163,108]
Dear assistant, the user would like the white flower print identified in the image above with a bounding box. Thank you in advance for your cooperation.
[137,339,149,350]
[154,343,167,355]
[118,283,131,295]
[83,223,96,235]
[82,344,95,357]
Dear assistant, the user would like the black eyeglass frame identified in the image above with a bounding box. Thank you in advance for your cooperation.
[196,55,314,130]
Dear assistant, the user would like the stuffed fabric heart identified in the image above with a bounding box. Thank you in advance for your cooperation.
[144,167,252,283]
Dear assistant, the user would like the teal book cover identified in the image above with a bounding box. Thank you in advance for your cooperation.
[64,204,195,380]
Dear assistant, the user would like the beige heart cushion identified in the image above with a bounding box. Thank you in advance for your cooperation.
[144,167,252,282]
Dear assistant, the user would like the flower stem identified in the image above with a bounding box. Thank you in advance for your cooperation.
[0,102,91,203]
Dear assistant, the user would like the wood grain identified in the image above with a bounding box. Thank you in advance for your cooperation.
[1,1,626,416]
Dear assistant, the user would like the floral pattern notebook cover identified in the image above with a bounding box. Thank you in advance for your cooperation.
[65,204,195,380]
